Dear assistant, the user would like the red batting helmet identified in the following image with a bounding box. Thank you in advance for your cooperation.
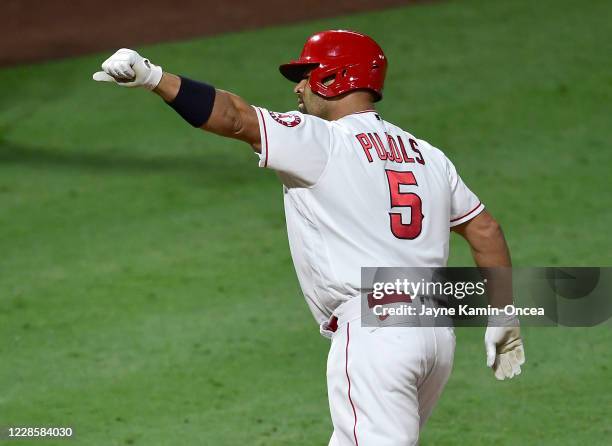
[279,30,388,101]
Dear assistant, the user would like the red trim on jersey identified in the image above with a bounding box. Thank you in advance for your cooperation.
[345,323,359,446]
[257,108,269,167]
[450,202,482,222]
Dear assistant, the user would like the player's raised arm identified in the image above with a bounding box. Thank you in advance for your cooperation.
[92,48,262,151]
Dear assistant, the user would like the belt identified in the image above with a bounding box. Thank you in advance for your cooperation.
[319,297,361,339]
[320,294,446,338]
[320,292,414,338]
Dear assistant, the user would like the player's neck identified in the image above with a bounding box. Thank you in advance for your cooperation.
[327,92,376,121]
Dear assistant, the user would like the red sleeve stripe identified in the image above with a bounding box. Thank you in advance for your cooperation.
[450,202,482,222]
[256,107,269,167]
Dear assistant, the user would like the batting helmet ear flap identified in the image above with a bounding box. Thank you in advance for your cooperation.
[306,62,346,98]
[308,60,384,101]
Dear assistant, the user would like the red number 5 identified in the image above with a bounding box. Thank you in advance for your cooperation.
[385,170,424,239]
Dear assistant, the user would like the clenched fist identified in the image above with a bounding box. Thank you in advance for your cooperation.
[485,313,525,380]
[93,48,163,90]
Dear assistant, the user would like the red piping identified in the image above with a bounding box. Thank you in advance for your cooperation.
[345,323,359,445]
[450,202,482,222]
[257,108,269,167]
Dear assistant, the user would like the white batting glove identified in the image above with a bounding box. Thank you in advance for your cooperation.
[485,313,525,380]
[93,48,162,90]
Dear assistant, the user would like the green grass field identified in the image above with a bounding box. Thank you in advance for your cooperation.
[1,0,611,444]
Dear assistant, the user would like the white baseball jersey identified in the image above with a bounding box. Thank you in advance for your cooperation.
[253,107,484,324]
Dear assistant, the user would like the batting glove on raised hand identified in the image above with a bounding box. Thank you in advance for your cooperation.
[93,48,162,90]
[485,313,525,380]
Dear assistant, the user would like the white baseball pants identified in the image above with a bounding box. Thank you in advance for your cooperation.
[323,298,455,446]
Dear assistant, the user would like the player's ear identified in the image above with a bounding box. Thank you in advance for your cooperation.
[322,75,336,87]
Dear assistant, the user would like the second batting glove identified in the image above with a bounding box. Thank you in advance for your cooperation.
[485,313,525,380]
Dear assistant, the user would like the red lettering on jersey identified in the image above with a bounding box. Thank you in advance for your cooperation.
[386,133,403,162]
[355,133,374,163]
[358,133,425,166]
[385,170,424,239]
[374,132,394,161]
[409,138,425,165]
[397,135,415,163]
[368,133,387,161]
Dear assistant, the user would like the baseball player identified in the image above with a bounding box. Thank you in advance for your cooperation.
[94,30,525,445]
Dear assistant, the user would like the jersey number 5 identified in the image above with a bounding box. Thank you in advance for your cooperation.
[385,170,424,239]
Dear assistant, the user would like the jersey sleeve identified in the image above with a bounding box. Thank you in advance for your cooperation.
[253,106,332,187]
[444,154,485,227]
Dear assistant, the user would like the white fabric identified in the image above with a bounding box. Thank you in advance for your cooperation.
[254,108,484,324]
[326,298,455,446]
[253,108,482,445]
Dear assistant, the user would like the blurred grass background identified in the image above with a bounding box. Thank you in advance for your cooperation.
[1,0,611,444]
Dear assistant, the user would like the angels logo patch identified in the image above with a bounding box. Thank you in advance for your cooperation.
[268,111,301,127]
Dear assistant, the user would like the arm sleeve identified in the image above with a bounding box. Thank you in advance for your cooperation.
[253,106,332,187]
[445,154,485,227]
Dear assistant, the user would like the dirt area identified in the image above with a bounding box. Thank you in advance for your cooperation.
[2,0,432,67]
